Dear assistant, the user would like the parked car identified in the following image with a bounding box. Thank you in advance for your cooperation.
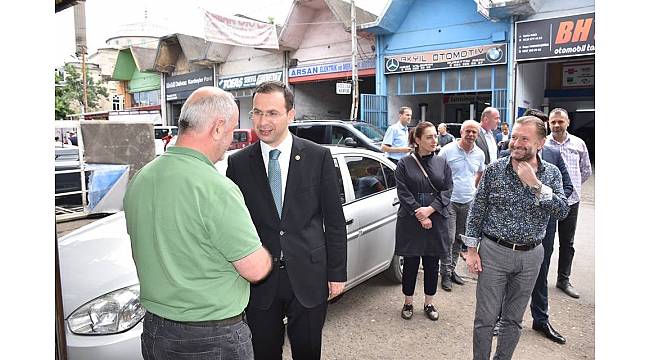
[289,120,385,153]
[153,125,178,155]
[59,146,402,359]
[229,128,259,150]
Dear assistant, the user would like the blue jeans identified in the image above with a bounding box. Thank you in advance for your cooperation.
[141,311,254,360]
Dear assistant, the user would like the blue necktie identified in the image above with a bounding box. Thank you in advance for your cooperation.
[268,149,282,217]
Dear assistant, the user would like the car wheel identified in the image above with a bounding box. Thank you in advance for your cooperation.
[384,254,403,283]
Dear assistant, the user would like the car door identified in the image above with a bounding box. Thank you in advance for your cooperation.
[330,155,362,283]
[340,153,398,288]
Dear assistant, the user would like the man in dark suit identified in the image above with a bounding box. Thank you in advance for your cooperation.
[226,81,347,360]
[498,108,573,344]
[475,107,501,165]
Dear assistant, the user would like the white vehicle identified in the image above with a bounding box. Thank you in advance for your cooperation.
[153,125,178,155]
[60,146,402,359]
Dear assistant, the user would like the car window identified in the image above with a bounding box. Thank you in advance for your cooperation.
[333,158,346,205]
[345,156,389,200]
[233,131,248,142]
[353,123,385,142]
[331,126,357,145]
[154,129,169,139]
[381,163,396,188]
[171,128,178,136]
[292,125,327,144]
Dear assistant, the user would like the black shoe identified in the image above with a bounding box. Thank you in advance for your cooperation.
[493,321,500,337]
[556,282,580,299]
[441,275,452,292]
[532,322,567,344]
[401,304,413,320]
[451,271,465,285]
[424,304,439,321]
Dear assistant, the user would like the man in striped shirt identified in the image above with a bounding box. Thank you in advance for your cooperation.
[544,108,592,299]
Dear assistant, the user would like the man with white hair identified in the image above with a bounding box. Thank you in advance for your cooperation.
[438,120,485,291]
[124,86,272,360]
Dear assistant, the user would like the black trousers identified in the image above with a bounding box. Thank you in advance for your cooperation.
[530,218,557,325]
[246,268,328,360]
[557,202,580,284]
[402,256,439,296]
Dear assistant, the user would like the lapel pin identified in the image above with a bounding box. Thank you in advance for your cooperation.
[295,155,301,161]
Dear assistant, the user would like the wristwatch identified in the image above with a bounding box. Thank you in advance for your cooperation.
[531,181,543,193]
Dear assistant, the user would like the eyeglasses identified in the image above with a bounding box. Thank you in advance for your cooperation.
[249,109,287,120]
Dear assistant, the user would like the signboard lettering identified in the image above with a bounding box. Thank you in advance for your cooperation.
[288,58,375,78]
[515,12,595,61]
[218,71,283,91]
[383,44,506,74]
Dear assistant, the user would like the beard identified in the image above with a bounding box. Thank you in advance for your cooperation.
[510,146,536,162]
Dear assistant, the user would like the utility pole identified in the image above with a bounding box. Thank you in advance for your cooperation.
[349,0,359,120]
[74,2,88,114]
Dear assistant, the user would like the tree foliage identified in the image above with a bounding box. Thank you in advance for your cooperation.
[54,63,109,119]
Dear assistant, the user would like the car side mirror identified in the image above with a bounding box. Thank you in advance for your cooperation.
[344,137,358,147]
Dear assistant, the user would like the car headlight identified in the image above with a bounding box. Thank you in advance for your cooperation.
[68,285,145,335]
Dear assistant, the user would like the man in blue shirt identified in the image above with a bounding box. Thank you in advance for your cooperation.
[438,120,485,292]
[381,106,413,163]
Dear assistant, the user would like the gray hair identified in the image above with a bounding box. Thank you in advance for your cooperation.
[461,119,480,132]
[480,107,497,120]
[178,86,238,133]
[549,107,569,119]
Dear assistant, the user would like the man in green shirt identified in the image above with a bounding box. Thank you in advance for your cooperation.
[124,86,271,360]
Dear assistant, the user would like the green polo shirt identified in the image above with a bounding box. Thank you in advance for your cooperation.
[124,146,261,321]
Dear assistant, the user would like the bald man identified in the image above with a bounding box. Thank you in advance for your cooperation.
[124,86,271,360]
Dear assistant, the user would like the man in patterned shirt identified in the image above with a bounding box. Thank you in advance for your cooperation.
[545,108,592,299]
[463,116,569,360]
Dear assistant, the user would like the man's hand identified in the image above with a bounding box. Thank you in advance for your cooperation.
[400,146,412,153]
[328,281,345,300]
[515,161,540,188]
[414,206,435,221]
[419,218,432,229]
[465,247,482,274]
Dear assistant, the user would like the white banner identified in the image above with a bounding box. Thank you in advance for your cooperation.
[204,11,279,49]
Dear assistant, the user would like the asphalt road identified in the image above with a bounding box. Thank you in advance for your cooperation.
[56,169,595,360]
[285,170,596,360]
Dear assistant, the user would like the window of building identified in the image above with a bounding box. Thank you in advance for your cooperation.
[131,89,161,107]
[112,95,124,111]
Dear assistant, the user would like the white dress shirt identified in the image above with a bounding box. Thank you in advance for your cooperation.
[481,127,498,164]
[260,133,293,205]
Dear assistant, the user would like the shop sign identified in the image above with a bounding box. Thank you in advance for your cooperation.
[515,12,595,61]
[218,71,283,91]
[384,44,507,74]
[562,63,594,87]
[443,93,491,105]
[165,68,214,101]
[289,58,375,78]
[336,82,352,94]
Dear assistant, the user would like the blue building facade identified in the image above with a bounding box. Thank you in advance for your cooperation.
[361,0,514,129]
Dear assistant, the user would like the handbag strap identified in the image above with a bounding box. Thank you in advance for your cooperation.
[410,153,439,193]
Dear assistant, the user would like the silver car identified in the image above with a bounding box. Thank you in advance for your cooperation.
[59,146,403,359]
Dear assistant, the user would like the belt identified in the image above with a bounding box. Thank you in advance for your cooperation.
[483,233,540,251]
[272,257,286,268]
[153,311,244,327]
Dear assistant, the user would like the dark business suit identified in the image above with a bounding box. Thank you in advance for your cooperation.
[475,128,497,165]
[226,135,346,360]
[499,147,573,326]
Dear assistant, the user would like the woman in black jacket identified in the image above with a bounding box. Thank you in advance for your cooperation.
[394,121,453,321]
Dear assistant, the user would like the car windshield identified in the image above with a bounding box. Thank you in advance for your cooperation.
[353,123,385,143]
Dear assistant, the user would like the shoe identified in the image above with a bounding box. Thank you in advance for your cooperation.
[492,321,500,337]
[401,304,413,320]
[532,322,567,344]
[441,275,452,292]
[556,282,580,299]
[451,271,465,285]
[424,304,439,321]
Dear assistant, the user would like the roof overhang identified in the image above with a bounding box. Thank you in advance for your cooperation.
[153,34,233,74]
